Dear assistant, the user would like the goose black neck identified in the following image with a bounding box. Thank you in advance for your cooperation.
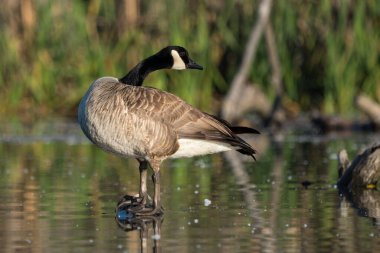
[119,55,168,86]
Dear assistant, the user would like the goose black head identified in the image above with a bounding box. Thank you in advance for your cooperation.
[156,46,203,70]
[119,46,203,86]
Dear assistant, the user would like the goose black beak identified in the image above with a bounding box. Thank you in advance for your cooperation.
[187,59,203,70]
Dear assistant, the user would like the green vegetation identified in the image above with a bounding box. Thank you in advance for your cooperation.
[0,0,379,117]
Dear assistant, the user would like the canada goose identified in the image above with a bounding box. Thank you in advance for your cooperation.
[78,46,259,216]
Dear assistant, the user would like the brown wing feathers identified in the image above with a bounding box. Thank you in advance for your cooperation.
[174,108,259,159]
[202,117,258,159]
[122,85,258,159]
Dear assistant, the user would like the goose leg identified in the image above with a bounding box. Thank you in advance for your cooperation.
[118,159,163,216]
[117,160,149,212]
[136,160,163,216]
[138,159,149,204]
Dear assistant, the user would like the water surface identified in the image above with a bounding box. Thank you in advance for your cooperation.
[0,119,379,252]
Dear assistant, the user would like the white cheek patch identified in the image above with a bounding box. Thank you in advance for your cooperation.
[171,50,186,70]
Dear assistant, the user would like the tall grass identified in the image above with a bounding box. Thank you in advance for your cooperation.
[0,0,379,117]
[272,0,380,116]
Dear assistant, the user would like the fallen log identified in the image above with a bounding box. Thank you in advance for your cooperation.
[222,0,273,122]
[310,94,380,133]
[356,94,380,128]
[311,111,375,133]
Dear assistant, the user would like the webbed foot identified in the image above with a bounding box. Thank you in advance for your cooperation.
[116,194,163,219]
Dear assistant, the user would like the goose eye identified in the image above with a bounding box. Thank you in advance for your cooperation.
[179,51,186,57]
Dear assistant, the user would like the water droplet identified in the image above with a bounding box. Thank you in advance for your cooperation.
[152,234,161,240]
[204,199,211,206]
[194,219,199,224]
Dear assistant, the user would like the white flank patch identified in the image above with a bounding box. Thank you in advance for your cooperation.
[170,139,232,158]
[171,50,186,70]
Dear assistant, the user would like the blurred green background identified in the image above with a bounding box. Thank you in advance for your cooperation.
[0,0,379,117]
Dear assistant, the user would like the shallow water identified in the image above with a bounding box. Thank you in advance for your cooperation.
[0,119,379,253]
